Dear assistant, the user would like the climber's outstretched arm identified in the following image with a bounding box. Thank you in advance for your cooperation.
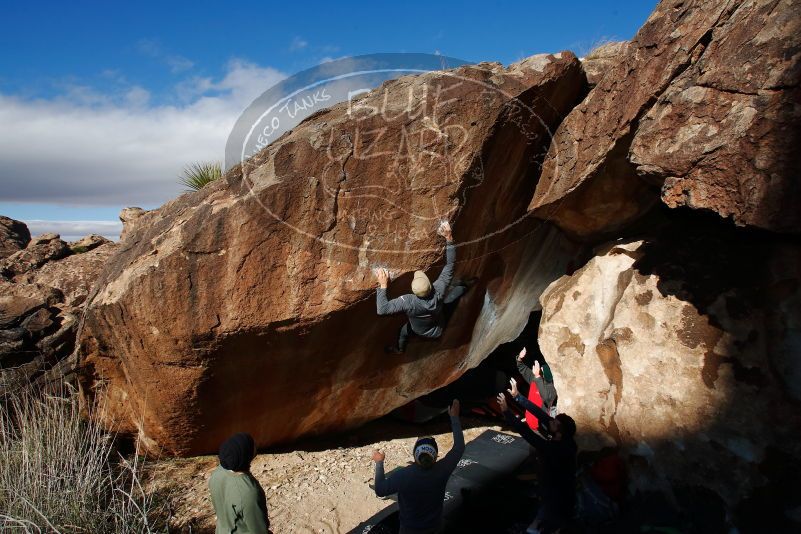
[376,290,414,315]
[374,268,413,315]
[433,222,455,297]
[508,378,553,425]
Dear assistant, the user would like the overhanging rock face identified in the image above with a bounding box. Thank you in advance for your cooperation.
[77,53,586,455]
[529,0,801,239]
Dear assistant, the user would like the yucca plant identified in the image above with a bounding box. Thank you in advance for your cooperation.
[180,161,222,191]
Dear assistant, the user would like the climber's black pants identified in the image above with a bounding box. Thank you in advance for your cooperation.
[397,322,416,352]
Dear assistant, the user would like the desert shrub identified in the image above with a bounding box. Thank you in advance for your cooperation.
[0,384,168,532]
[179,161,222,191]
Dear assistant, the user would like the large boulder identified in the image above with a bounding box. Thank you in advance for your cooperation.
[0,216,31,259]
[630,0,801,233]
[530,0,801,238]
[77,53,587,455]
[537,217,801,517]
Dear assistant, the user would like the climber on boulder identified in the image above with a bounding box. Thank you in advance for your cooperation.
[372,399,465,533]
[498,379,577,534]
[374,220,468,354]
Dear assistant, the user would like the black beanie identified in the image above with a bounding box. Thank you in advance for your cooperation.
[219,432,255,472]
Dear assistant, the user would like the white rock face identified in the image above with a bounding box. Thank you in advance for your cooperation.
[538,239,801,505]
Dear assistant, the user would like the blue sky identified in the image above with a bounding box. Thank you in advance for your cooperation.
[0,0,656,240]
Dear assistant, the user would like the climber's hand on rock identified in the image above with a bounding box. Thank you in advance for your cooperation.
[508,377,519,398]
[438,220,453,241]
[517,347,526,362]
[372,450,385,463]
[448,399,460,417]
[374,268,389,288]
[496,393,508,412]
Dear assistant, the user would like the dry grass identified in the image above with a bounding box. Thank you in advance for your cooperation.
[0,384,168,533]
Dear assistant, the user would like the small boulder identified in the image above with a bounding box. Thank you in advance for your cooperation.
[69,234,111,254]
[28,232,61,246]
[21,307,54,336]
[0,235,70,278]
[0,280,61,328]
[538,221,801,513]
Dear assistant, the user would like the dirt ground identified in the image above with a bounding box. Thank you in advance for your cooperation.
[146,415,504,534]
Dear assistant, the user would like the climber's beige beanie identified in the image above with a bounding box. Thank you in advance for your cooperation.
[411,271,432,297]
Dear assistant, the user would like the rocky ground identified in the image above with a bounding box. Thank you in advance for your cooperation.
[147,415,503,534]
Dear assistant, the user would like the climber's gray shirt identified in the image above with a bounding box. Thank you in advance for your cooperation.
[376,242,455,337]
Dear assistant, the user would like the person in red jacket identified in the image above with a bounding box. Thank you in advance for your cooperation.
[498,379,576,534]
[516,347,558,430]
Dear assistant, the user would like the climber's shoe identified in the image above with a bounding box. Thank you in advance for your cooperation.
[452,276,479,289]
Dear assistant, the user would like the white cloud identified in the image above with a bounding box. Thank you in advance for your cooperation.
[25,219,123,241]
[289,36,308,51]
[0,59,286,208]
[124,86,151,107]
[136,38,195,73]
[164,55,195,74]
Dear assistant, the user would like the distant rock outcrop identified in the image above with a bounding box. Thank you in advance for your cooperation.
[0,233,70,278]
[68,234,111,254]
[0,215,31,259]
[530,0,801,238]
[0,222,117,395]
[77,53,587,455]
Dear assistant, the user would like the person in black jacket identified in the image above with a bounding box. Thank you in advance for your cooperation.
[497,378,577,534]
[374,221,467,353]
[372,399,465,533]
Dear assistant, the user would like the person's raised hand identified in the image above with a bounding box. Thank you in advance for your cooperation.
[373,267,389,288]
[517,347,527,362]
[448,399,460,417]
[437,220,453,241]
[372,450,385,463]
[533,360,541,377]
[507,377,519,398]
[496,392,508,412]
